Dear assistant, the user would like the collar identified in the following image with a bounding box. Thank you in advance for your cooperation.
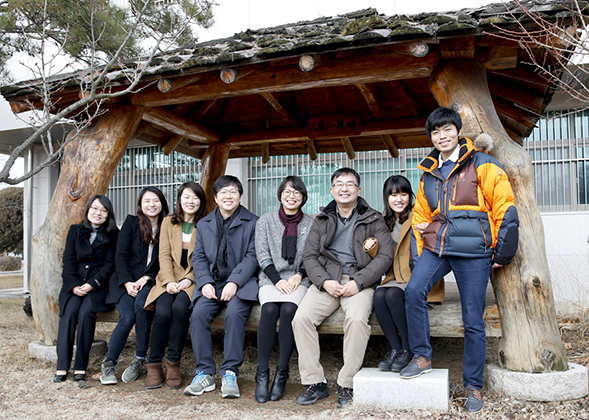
[336,205,357,224]
[438,145,460,168]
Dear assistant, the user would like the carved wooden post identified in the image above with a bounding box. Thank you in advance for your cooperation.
[30,105,144,344]
[428,59,567,372]
[199,142,231,214]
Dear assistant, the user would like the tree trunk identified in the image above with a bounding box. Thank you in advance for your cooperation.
[199,142,231,214]
[428,59,567,372]
[30,106,144,345]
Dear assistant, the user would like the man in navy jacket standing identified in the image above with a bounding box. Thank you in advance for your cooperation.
[184,175,259,399]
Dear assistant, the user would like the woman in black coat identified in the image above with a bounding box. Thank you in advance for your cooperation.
[100,187,169,385]
[54,195,118,382]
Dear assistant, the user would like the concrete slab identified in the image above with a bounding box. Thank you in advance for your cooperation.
[353,367,449,410]
[29,340,107,364]
[487,362,589,402]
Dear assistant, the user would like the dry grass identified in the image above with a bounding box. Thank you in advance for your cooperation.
[0,272,23,289]
[0,297,588,419]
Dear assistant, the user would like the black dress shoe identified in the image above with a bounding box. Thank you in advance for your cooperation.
[269,366,289,401]
[53,373,67,383]
[73,373,86,381]
[390,349,413,372]
[378,348,400,371]
[295,381,329,405]
[254,367,270,403]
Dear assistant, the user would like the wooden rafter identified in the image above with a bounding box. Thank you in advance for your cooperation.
[440,37,475,60]
[381,134,400,158]
[389,81,425,116]
[306,139,318,161]
[321,87,339,113]
[356,83,384,119]
[161,100,217,155]
[488,79,544,110]
[142,107,218,143]
[260,92,297,125]
[220,97,240,125]
[130,51,440,107]
[341,137,355,160]
[261,143,270,163]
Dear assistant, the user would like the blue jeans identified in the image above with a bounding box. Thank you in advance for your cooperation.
[105,285,153,363]
[405,249,491,390]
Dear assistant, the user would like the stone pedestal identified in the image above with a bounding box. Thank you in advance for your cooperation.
[29,340,107,364]
[354,368,449,410]
[487,363,588,401]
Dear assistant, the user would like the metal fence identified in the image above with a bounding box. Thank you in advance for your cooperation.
[107,146,201,225]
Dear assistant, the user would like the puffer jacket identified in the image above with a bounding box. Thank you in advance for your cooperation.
[303,197,393,291]
[413,136,519,265]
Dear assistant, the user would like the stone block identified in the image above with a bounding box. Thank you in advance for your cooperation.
[28,340,107,364]
[487,362,589,402]
[353,367,449,410]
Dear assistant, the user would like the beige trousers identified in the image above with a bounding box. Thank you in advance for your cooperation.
[292,275,374,388]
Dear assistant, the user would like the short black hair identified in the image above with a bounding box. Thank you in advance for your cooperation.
[330,167,360,187]
[82,195,117,233]
[277,175,308,207]
[213,175,243,196]
[425,107,463,138]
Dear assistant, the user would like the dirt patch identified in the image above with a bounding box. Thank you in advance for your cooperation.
[1,297,588,419]
[0,272,23,289]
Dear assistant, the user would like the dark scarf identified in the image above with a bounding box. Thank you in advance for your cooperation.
[279,206,303,265]
[213,206,241,282]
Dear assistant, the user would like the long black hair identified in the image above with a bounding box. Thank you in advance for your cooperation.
[170,181,207,226]
[136,186,169,244]
[82,195,117,233]
[382,175,414,232]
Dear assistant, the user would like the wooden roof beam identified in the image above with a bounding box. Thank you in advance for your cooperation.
[142,107,218,143]
[488,79,544,111]
[389,81,426,116]
[491,97,538,129]
[341,137,355,160]
[381,134,400,158]
[480,47,518,70]
[306,139,318,160]
[261,143,270,163]
[161,100,217,155]
[220,97,240,125]
[439,37,475,60]
[322,88,339,113]
[487,68,551,87]
[131,51,440,107]
[260,92,297,125]
[356,83,384,119]
[224,116,427,145]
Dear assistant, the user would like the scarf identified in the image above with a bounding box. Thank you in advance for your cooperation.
[213,206,241,282]
[279,206,303,265]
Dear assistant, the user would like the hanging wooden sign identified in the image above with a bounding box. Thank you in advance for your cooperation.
[307,115,362,139]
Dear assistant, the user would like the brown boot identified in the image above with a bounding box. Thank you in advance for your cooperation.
[145,363,164,389]
[165,359,182,389]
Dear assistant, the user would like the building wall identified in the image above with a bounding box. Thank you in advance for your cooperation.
[542,212,589,315]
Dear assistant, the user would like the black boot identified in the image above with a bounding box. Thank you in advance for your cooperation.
[255,366,270,403]
[269,366,289,401]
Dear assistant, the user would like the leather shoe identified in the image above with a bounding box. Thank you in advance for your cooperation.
[378,348,399,371]
[73,373,86,381]
[269,366,289,401]
[464,388,483,412]
[53,373,67,383]
[390,349,413,372]
[399,356,432,379]
[254,367,270,403]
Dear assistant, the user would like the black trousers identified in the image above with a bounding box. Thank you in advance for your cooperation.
[148,291,191,364]
[56,294,97,371]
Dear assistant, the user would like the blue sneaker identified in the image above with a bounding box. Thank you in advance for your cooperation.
[183,370,215,396]
[221,371,240,398]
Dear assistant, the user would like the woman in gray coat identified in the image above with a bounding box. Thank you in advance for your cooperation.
[254,175,313,403]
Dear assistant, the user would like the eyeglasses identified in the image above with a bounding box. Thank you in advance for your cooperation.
[332,181,358,189]
[89,206,108,215]
[282,189,302,198]
[217,189,240,197]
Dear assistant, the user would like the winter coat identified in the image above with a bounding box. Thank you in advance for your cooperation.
[303,197,393,291]
[59,223,118,316]
[255,210,313,288]
[106,215,160,305]
[145,216,197,309]
[413,136,519,265]
[192,205,259,302]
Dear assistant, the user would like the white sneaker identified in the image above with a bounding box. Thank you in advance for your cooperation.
[221,371,240,398]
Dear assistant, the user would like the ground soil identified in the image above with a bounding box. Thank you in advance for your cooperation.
[1,274,588,419]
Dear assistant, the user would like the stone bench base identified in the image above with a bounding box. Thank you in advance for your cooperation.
[353,367,449,410]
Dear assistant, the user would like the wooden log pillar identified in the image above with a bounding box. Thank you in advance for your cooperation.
[199,142,231,214]
[428,59,567,372]
[30,105,144,345]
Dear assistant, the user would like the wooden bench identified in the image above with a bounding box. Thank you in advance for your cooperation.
[96,282,501,338]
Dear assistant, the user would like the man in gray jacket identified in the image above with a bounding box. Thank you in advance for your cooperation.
[292,168,393,408]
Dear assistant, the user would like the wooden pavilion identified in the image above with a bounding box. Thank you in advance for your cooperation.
[1,0,582,374]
